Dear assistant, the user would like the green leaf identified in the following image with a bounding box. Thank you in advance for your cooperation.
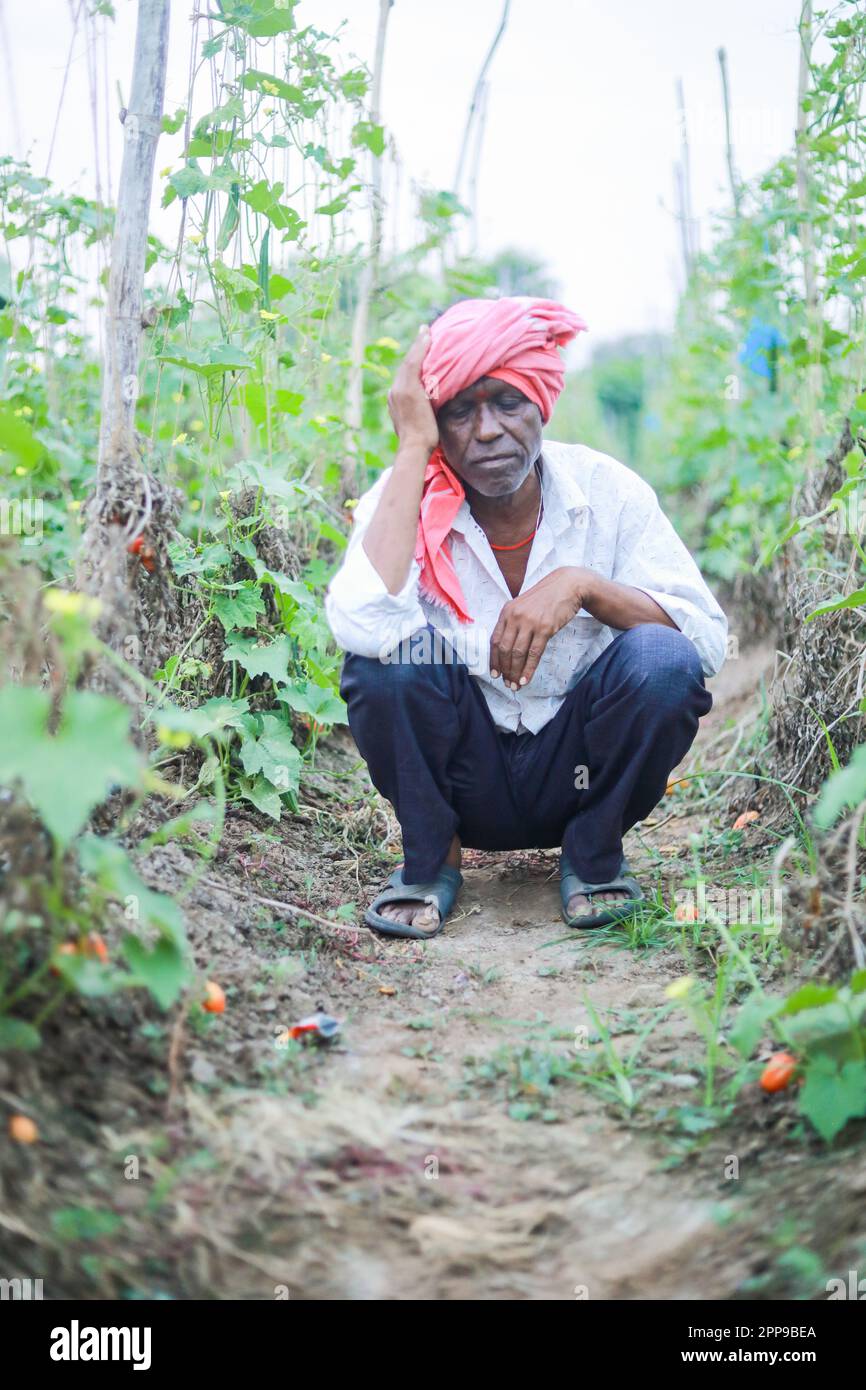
[161,107,187,134]
[213,258,260,304]
[0,406,41,468]
[0,1017,41,1051]
[779,983,840,1015]
[240,717,301,796]
[242,68,306,105]
[243,383,303,427]
[192,96,245,139]
[166,163,209,200]
[814,744,866,829]
[352,120,385,157]
[168,539,232,576]
[799,1056,866,1141]
[241,179,305,238]
[146,699,244,739]
[52,1207,123,1241]
[195,696,252,733]
[51,952,127,998]
[78,836,187,947]
[157,343,254,377]
[315,194,350,216]
[507,1102,535,1121]
[268,273,294,301]
[0,687,141,845]
[806,587,866,621]
[213,583,266,632]
[729,992,781,1058]
[237,773,283,819]
[122,935,188,1010]
[251,559,313,604]
[615,1073,636,1109]
[223,634,292,683]
[278,679,347,726]
[340,67,368,101]
[224,2,297,40]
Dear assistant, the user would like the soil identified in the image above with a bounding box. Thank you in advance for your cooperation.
[2,640,865,1301]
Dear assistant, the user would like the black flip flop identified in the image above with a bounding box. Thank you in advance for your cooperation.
[560,853,644,930]
[365,866,464,940]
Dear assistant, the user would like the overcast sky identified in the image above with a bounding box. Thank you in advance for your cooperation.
[2,0,803,358]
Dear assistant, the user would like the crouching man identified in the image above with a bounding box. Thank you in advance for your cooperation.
[326,296,727,939]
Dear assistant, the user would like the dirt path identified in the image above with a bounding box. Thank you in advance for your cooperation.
[223,643,780,1300]
[172,643,807,1300]
[9,640,866,1301]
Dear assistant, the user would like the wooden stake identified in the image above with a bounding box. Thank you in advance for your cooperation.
[345,0,394,493]
[717,47,741,216]
[675,78,698,275]
[97,0,170,490]
[796,0,822,451]
[454,0,512,199]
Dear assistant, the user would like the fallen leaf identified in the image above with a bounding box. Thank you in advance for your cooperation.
[379,985,396,996]
[732,810,759,831]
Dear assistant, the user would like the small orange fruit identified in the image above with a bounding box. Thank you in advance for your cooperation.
[732,810,760,832]
[84,932,109,963]
[9,1115,39,1144]
[760,1051,797,1093]
[202,980,226,1014]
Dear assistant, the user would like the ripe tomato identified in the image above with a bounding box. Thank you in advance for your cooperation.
[202,980,226,1014]
[760,1051,797,1093]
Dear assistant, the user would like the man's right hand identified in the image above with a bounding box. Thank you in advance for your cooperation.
[387,325,439,455]
[362,327,439,595]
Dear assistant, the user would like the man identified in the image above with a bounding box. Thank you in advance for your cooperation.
[326,297,727,939]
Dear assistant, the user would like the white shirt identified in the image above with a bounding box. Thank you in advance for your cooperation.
[326,441,728,734]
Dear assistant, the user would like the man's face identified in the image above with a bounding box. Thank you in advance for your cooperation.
[435,377,543,497]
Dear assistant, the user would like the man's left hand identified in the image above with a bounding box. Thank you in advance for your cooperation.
[489,567,590,690]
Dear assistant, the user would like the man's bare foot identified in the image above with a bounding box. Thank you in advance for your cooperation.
[379,836,462,934]
[565,887,632,922]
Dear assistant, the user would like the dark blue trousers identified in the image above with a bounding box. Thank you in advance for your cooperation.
[341,623,712,885]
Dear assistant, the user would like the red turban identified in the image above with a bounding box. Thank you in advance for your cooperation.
[414,296,587,622]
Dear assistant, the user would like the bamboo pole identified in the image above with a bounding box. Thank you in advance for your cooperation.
[717,47,741,216]
[97,0,170,491]
[345,0,394,493]
[675,78,698,273]
[76,0,171,687]
[795,0,822,453]
[454,0,511,199]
